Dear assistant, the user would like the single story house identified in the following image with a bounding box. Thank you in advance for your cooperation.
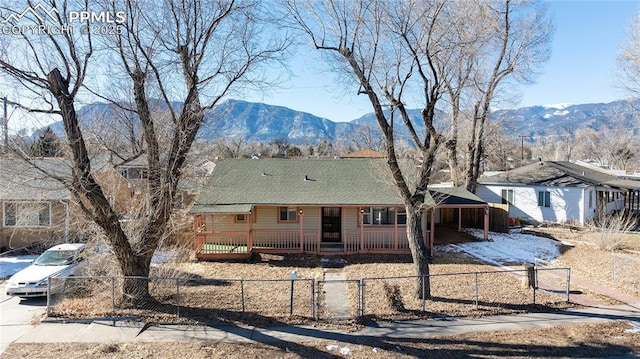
[0,155,201,250]
[476,160,640,225]
[0,158,76,250]
[190,158,490,260]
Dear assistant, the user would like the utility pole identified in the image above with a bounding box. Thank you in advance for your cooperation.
[519,135,526,164]
[2,96,7,154]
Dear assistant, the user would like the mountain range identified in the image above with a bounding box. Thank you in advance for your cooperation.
[46,98,640,145]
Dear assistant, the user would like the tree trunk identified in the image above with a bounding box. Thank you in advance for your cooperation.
[48,68,155,308]
[120,253,154,308]
[405,205,431,299]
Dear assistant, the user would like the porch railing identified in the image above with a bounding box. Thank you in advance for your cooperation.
[196,228,426,257]
[344,229,412,253]
[197,231,249,254]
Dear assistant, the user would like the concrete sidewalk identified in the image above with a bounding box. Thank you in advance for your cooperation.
[11,303,640,346]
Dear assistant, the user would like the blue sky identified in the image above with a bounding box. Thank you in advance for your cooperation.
[246,0,640,121]
[4,1,640,131]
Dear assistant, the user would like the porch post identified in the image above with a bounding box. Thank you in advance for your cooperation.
[483,205,489,241]
[248,212,254,252]
[394,207,398,250]
[430,209,435,257]
[458,207,462,232]
[360,207,365,252]
[299,208,304,253]
[194,215,203,253]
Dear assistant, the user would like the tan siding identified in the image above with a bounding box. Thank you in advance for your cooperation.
[0,200,79,249]
[205,214,250,232]
[342,207,360,231]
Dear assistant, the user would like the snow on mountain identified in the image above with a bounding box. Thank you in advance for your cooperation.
[41,98,640,146]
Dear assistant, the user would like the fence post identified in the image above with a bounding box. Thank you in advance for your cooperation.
[111,277,116,312]
[421,275,426,312]
[566,268,571,303]
[240,280,245,313]
[474,272,479,308]
[46,276,51,317]
[289,270,297,316]
[533,268,537,305]
[311,278,315,320]
[176,278,180,318]
[611,251,616,282]
[360,279,366,317]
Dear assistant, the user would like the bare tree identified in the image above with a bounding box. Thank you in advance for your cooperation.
[1,0,287,306]
[462,0,552,192]
[350,125,385,152]
[618,11,640,95]
[286,0,466,298]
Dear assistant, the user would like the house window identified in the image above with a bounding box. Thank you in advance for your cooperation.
[501,189,514,205]
[537,191,551,208]
[362,207,406,225]
[279,207,297,222]
[119,167,148,180]
[3,202,51,227]
[235,214,247,222]
[589,191,593,208]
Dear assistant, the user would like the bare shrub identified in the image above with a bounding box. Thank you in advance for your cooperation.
[383,282,405,312]
[587,213,638,250]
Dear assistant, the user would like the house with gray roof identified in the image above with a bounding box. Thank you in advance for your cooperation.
[0,158,76,250]
[191,158,489,259]
[476,160,640,226]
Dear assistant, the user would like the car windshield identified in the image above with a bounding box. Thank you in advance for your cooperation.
[33,250,76,266]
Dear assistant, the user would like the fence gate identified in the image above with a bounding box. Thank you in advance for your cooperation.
[316,280,360,320]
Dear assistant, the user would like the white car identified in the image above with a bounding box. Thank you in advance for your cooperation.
[5,243,87,298]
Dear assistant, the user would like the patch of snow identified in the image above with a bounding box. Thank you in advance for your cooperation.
[625,321,640,334]
[447,229,563,265]
[150,249,181,266]
[543,114,552,119]
[339,347,351,355]
[542,103,572,110]
[0,255,38,279]
[553,110,569,116]
[326,345,339,351]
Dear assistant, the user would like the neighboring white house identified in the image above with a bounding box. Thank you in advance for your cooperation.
[476,161,640,225]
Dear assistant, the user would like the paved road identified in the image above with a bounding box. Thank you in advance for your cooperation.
[0,281,46,354]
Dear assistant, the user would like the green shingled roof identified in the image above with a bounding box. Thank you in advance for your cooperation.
[191,159,435,213]
[430,186,487,205]
[191,159,488,214]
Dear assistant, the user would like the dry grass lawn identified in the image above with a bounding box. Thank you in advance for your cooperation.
[7,227,640,358]
[532,227,640,298]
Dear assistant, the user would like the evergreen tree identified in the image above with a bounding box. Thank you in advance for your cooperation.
[30,127,62,157]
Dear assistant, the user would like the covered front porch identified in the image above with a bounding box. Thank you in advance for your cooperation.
[194,203,489,260]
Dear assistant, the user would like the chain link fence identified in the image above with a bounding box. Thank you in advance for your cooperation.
[316,280,360,320]
[47,266,571,322]
[360,266,571,319]
[47,276,315,322]
[612,251,640,291]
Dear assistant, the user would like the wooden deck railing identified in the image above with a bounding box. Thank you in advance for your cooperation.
[196,228,427,259]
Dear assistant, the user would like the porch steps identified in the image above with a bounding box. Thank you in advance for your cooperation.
[319,243,344,253]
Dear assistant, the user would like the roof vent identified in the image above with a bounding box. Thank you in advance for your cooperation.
[304,175,309,181]
[262,171,266,176]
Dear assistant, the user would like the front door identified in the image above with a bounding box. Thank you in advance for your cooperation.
[321,207,342,243]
